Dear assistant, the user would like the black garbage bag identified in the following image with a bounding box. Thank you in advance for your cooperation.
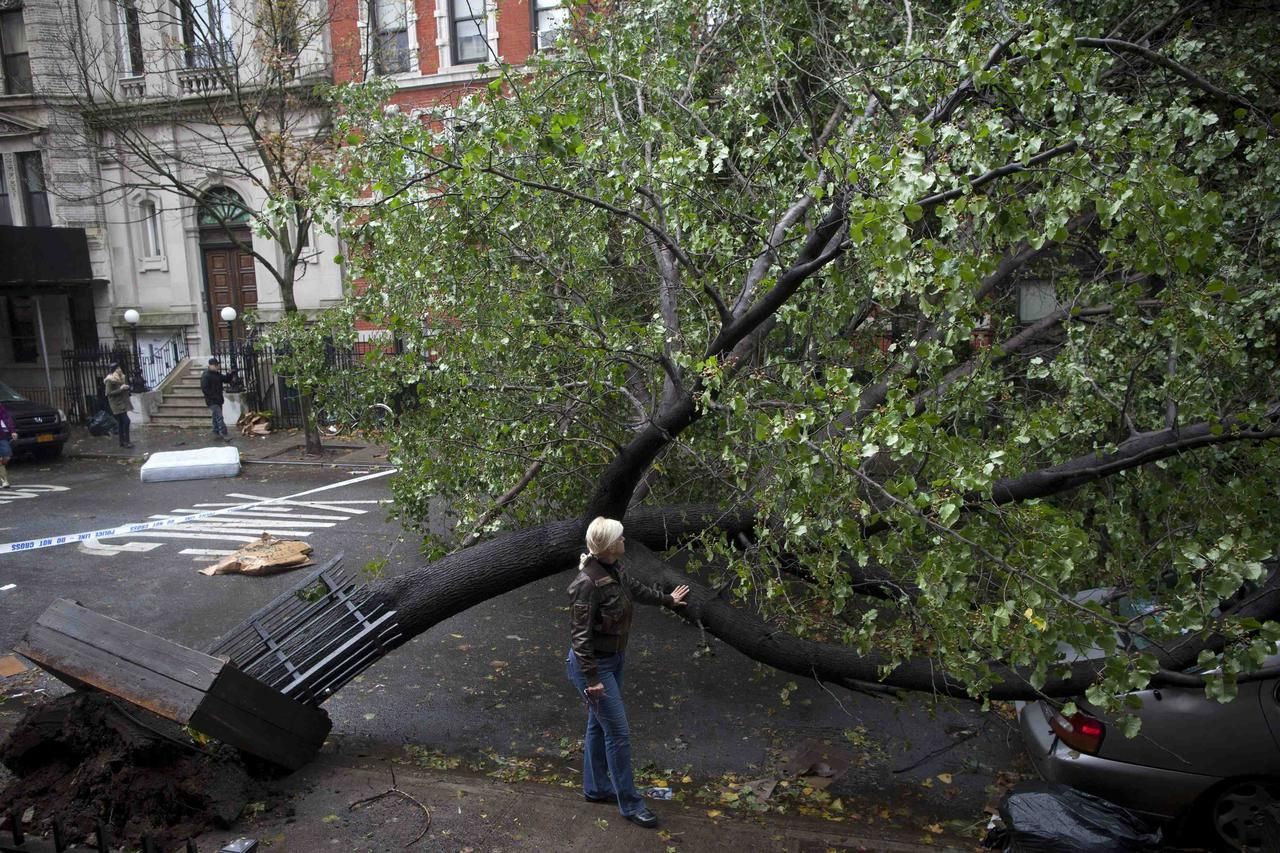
[998,781,1162,852]
[88,409,116,437]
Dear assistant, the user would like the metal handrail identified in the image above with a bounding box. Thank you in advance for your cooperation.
[139,328,189,388]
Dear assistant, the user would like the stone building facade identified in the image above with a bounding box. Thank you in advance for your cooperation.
[0,0,346,413]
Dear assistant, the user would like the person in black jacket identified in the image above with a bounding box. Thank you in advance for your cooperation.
[103,362,133,448]
[201,357,232,441]
[565,516,689,829]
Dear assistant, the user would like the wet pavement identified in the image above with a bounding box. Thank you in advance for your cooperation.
[0,425,1030,850]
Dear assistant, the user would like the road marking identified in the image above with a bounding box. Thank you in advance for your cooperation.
[0,468,394,554]
[181,548,237,562]
[78,539,163,556]
[175,508,350,521]
[146,514,339,529]
[0,485,70,504]
[1,583,14,591]
[225,494,375,514]
[107,524,318,538]
[103,530,262,543]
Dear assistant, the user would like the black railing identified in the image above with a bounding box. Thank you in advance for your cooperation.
[209,333,353,431]
[62,331,363,430]
[59,344,136,424]
[138,330,189,389]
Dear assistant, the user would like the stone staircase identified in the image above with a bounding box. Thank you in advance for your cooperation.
[147,361,214,428]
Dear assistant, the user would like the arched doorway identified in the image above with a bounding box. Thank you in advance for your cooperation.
[198,186,257,344]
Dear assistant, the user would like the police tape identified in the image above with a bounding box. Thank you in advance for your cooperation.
[0,467,396,556]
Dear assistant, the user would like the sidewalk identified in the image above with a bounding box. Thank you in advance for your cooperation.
[190,747,972,853]
[62,424,391,467]
[0,670,972,853]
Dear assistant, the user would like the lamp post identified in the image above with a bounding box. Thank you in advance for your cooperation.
[220,305,241,391]
[123,309,148,392]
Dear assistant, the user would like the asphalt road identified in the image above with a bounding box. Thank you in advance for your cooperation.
[0,454,1026,836]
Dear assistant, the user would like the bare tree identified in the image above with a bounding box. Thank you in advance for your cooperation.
[50,0,340,453]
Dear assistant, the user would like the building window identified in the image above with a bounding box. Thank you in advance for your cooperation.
[182,0,235,68]
[0,159,11,226]
[6,296,38,362]
[450,0,488,65]
[1,7,33,95]
[17,151,49,227]
[532,0,566,52]
[261,0,299,57]
[140,199,163,257]
[115,0,145,76]
[370,0,409,74]
[1017,281,1059,324]
[197,185,252,225]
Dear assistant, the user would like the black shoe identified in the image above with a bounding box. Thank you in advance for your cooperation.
[584,792,617,804]
[120,442,134,449]
[624,807,659,828]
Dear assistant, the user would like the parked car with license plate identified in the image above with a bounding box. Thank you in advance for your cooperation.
[0,381,69,460]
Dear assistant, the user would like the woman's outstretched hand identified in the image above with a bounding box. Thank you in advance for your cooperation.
[670,585,690,607]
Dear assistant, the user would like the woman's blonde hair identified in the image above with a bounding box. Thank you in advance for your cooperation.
[582,516,624,568]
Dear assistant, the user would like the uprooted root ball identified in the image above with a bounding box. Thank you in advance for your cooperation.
[0,692,274,848]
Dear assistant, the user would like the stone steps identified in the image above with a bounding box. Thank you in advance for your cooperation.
[148,417,218,428]
[148,363,216,429]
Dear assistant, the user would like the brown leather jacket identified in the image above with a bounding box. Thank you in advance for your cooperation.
[568,556,672,685]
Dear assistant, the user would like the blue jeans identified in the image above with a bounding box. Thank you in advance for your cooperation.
[209,404,227,437]
[566,649,643,816]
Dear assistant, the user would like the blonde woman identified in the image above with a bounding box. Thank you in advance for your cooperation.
[566,516,689,829]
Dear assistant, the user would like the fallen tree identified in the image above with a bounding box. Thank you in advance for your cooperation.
[306,0,1280,710]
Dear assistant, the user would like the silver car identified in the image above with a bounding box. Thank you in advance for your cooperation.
[1018,675,1280,850]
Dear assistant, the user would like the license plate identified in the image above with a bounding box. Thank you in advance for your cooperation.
[36,433,56,443]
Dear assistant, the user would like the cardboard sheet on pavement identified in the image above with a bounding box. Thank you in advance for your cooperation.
[200,534,314,576]
[0,655,29,677]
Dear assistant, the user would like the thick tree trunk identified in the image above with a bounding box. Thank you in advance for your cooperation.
[356,505,1280,703]
[300,392,323,456]
[364,505,750,655]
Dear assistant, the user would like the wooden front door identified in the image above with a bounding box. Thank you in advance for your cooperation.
[203,231,257,343]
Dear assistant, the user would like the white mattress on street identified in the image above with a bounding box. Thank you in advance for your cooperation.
[140,446,241,482]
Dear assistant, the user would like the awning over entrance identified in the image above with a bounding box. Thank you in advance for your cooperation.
[0,225,105,289]
[0,225,106,405]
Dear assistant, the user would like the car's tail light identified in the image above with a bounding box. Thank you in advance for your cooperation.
[1047,707,1106,754]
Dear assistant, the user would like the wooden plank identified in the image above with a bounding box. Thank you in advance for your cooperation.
[189,699,316,770]
[190,669,331,770]
[209,664,332,744]
[34,599,222,691]
[16,625,203,722]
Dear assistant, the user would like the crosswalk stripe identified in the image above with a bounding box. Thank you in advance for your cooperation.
[109,524,315,537]
[98,531,262,543]
[148,514,337,529]
[1,468,395,555]
[225,494,372,514]
[172,508,350,521]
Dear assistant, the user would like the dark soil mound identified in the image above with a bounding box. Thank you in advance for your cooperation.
[0,692,269,848]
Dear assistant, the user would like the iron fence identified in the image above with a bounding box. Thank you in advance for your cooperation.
[60,332,361,430]
[59,344,136,424]
[210,334,357,431]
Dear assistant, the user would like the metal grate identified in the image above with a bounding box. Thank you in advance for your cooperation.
[206,555,400,706]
